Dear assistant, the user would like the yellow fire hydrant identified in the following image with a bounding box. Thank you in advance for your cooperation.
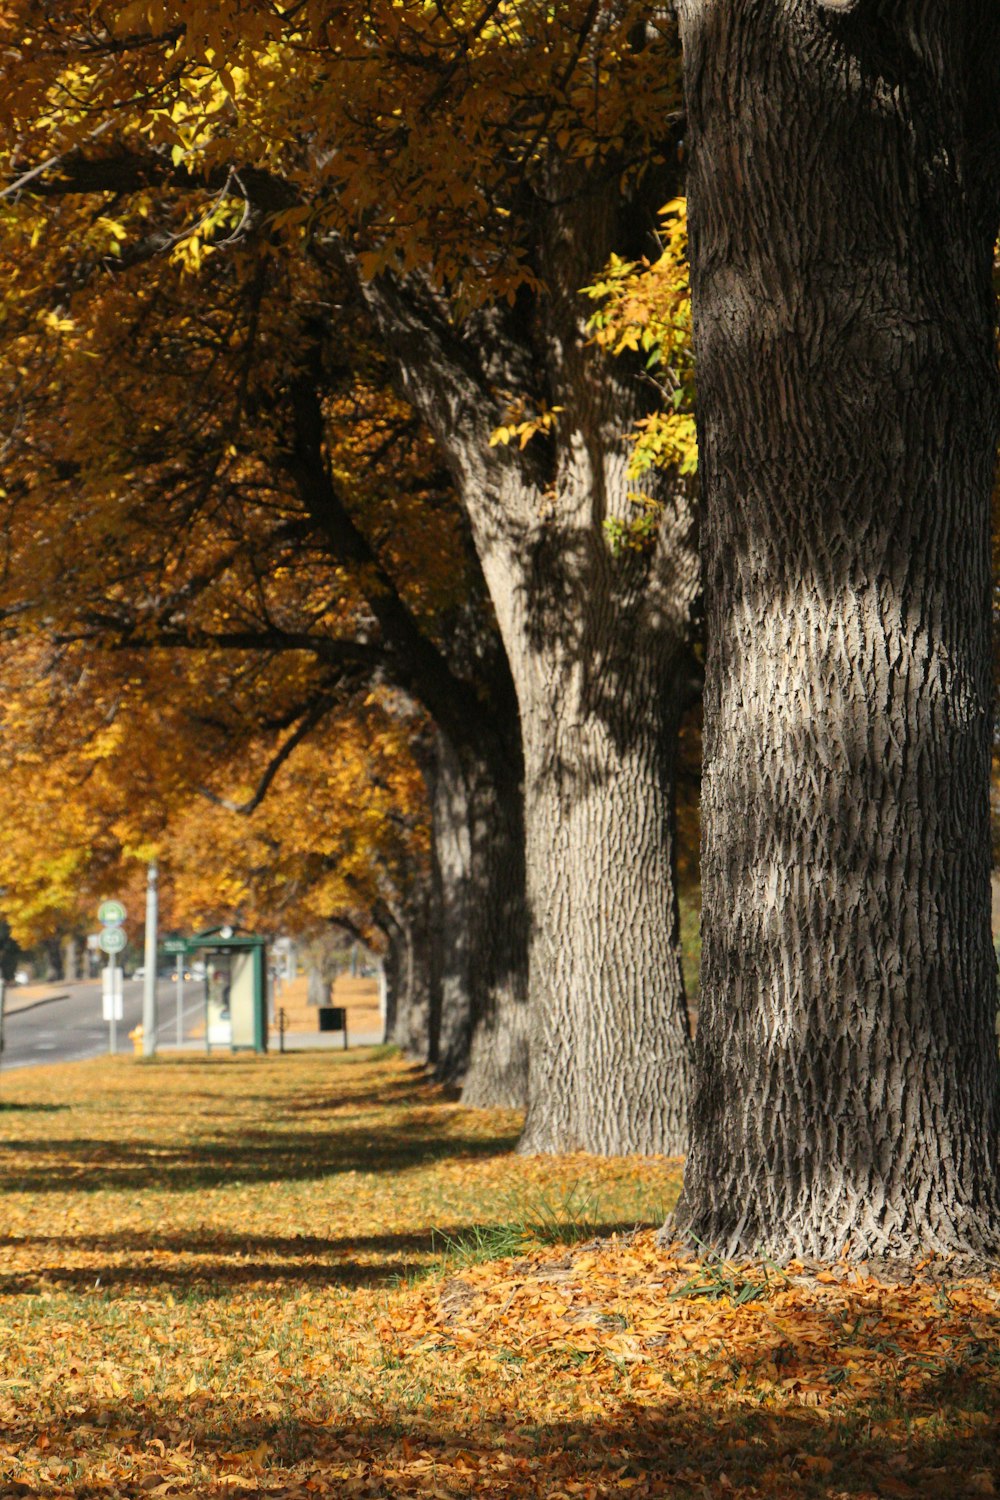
[129,1025,144,1057]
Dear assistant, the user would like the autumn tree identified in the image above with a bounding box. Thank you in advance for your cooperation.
[672,0,1000,1257]
[0,170,531,1102]
[0,3,699,1154]
[163,689,436,1051]
[0,625,437,1046]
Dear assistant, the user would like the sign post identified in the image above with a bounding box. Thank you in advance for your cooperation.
[142,861,158,1058]
[164,938,187,1047]
[98,917,127,1054]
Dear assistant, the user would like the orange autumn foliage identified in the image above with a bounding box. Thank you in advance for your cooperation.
[0,629,429,946]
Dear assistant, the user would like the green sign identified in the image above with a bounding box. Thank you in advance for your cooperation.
[99,926,127,954]
[98,900,126,926]
[163,938,188,955]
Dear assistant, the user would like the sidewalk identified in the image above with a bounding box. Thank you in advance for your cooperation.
[272,1028,384,1051]
[153,1031,385,1055]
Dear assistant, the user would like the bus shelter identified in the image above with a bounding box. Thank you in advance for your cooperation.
[186,927,269,1054]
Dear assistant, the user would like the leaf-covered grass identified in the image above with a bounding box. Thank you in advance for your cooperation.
[1,1050,997,1498]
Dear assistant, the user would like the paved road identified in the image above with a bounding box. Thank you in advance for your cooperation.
[0,978,205,1071]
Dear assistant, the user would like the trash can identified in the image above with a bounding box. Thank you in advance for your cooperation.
[317,1006,348,1047]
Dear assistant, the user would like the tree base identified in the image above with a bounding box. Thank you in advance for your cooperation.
[667,1192,1000,1266]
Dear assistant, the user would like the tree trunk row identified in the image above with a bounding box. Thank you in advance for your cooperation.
[353,0,1000,1258]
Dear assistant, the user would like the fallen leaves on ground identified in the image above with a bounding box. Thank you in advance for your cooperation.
[0,1050,996,1498]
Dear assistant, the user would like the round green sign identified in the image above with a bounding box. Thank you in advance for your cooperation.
[98,926,127,954]
[98,900,126,926]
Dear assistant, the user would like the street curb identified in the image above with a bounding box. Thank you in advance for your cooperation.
[1,991,70,1018]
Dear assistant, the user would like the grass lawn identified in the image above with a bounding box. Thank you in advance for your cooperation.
[0,1049,997,1498]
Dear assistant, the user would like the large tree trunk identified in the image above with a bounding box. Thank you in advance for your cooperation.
[674,0,1000,1258]
[357,176,699,1154]
[424,726,531,1106]
[41,936,63,983]
[459,746,530,1110]
[429,731,473,1083]
[379,897,435,1064]
[307,965,329,1010]
[518,660,693,1152]
[377,914,402,1045]
[466,400,697,1152]
[492,189,698,1152]
[61,935,79,983]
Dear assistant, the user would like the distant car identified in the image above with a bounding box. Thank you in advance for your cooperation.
[13,969,29,985]
[132,966,145,981]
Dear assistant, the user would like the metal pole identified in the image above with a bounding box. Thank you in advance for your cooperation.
[109,953,117,1055]
[176,953,184,1047]
[205,971,211,1056]
[142,860,158,1057]
[0,976,6,1071]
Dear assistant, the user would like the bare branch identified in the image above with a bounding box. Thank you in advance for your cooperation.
[2,120,115,202]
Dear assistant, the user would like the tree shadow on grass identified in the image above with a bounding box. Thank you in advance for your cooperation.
[0,1117,522,1194]
[127,1057,440,1115]
[0,1389,993,1498]
[0,1253,424,1295]
[0,1217,671,1297]
[9,1226,449,1257]
[0,1101,69,1113]
[151,1050,393,1074]
[285,1074,448,1114]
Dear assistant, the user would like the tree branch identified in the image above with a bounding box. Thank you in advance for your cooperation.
[65,621,382,670]
[198,693,336,816]
[4,146,298,215]
[286,358,492,752]
[1,119,115,201]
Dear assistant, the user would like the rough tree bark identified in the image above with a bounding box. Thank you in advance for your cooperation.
[427,729,532,1106]
[519,663,692,1153]
[459,745,530,1109]
[428,729,531,1107]
[428,731,472,1081]
[354,174,699,1153]
[377,913,401,1044]
[377,897,435,1064]
[673,0,1000,1257]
